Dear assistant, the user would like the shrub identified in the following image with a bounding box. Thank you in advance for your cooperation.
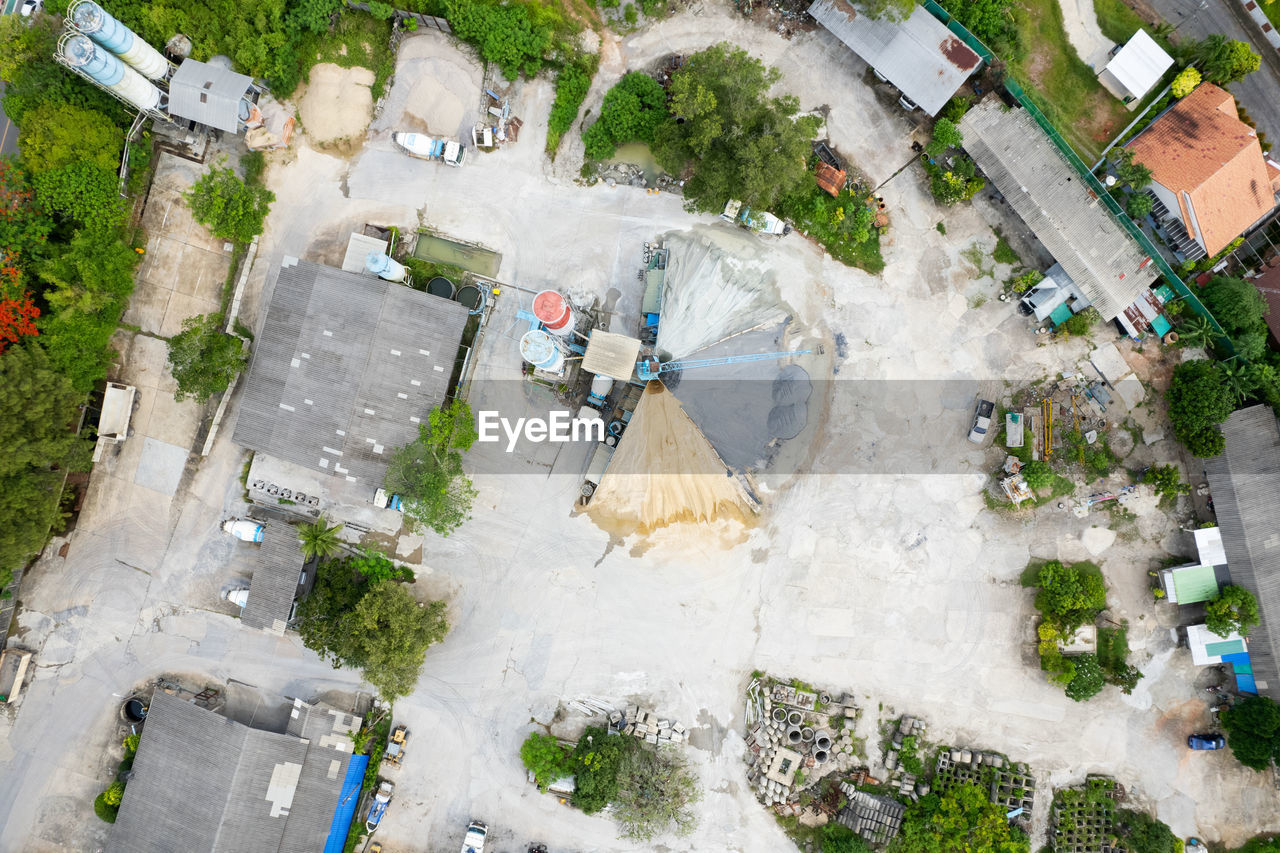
[1064,653,1105,701]
[1165,360,1233,458]
[546,59,595,155]
[1126,191,1153,219]
[624,3,637,23]
[1022,460,1053,491]
[103,781,125,806]
[521,732,571,791]
[93,792,119,823]
[1205,585,1260,639]
[166,313,248,403]
[1058,307,1098,337]
[1171,66,1200,98]
[123,734,140,754]
[571,726,628,813]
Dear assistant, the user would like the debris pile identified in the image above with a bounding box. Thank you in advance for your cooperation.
[613,706,688,745]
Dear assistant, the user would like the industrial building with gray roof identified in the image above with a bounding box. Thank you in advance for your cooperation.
[233,257,469,488]
[109,691,362,853]
[960,99,1157,321]
[1204,404,1280,699]
[807,0,981,116]
[240,524,311,636]
[168,58,255,133]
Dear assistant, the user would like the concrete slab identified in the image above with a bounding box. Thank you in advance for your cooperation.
[146,391,200,449]
[159,290,221,338]
[1114,375,1147,410]
[121,283,172,336]
[133,437,189,496]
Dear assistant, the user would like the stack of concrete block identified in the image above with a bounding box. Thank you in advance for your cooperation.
[622,706,687,745]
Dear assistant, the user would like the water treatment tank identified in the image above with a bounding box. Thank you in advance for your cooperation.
[533,289,575,336]
[69,0,169,80]
[60,34,162,112]
[520,329,565,372]
[364,250,407,283]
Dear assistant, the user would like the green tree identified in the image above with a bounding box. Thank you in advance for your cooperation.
[1200,276,1268,339]
[1205,584,1260,638]
[652,44,822,214]
[350,551,411,584]
[0,159,53,262]
[572,726,628,813]
[441,0,565,79]
[1194,34,1261,85]
[1126,191,1153,219]
[1221,695,1280,771]
[166,314,247,402]
[1171,66,1201,98]
[1113,148,1152,190]
[185,166,275,244]
[0,344,83,483]
[1165,359,1233,457]
[580,71,668,161]
[521,732,571,791]
[18,102,124,175]
[123,733,140,754]
[822,823,872,853]
[1064,653,1106,701]
[1143,464,1189,501]
[546,60,595,154]
[1034,561,1106,632]
[32,162,125,232]
[295,556,371,664]
[925,118,963,158]
[298,517,344,561]
[385,399,479,537]
[350,579,449,702]
[613,745,702,841]
[936,0,1017,54]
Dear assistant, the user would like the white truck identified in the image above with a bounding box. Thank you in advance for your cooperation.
[394,132,465,167]
[460,820,487,853]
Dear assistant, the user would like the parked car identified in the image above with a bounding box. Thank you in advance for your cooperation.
[967,399,995,444]
[1187,733,1225,750]
[898,94,918,111]
[20,0,42,17]
[460,820,487,853]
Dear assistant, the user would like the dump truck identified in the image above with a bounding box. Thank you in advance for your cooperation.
[394,132,465,166]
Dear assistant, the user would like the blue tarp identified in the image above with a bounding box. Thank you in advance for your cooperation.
[1236,673,1258,694]
[324,754,369,853]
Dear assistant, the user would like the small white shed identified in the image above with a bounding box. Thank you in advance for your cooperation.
[1099,30,1173,104]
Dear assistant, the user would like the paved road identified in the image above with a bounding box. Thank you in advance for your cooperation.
[1147,0,1280,145]
[0,83,18,158]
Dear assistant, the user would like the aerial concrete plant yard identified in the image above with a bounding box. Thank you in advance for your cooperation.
[4,0,1280,851]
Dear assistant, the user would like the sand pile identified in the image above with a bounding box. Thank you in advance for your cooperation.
[299,63,375,145]
[587,382,756,535]
[401,75,465,136]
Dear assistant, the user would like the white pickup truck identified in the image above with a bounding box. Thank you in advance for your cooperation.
[460,820,487,853]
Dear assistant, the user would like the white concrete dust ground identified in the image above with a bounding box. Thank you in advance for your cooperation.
[1057,0,1117,70]
[298,62,375,144]
[2,6,1278,853]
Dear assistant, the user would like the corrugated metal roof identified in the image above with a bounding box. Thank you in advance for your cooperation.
[1203,405,1280,699]
[1170,564,1221,604]
[168,58,253,133]
[109,692,359,853]
[1104,30,1173,100]
[582,331,642,381]
[240,524,304,635]
[807,0,980,115]
[961,99,1157,320]
[233,258,469,487]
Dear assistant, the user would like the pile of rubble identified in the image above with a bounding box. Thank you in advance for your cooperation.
[743,678,862,806]
[611,706,688,745]
[882,715,930,802]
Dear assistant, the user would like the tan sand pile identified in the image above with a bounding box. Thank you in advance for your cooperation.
[587,382,756,536]
[401,75,465,136]
[299,63,375,145]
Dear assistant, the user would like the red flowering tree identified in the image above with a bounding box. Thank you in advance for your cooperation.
[0,158,51,260]
[0,252,39,353]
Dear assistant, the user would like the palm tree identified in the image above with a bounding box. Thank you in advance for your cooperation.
[1220,361,1261,406]
[1175,315,1213,349]
[299,517,344,562]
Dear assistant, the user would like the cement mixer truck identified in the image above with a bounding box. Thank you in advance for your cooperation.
[394,132,465,167]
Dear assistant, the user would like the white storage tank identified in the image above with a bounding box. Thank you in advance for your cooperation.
[365,250,407,283]
[520,329,566,372]
[59,34,163,112]
[69,0,169,81]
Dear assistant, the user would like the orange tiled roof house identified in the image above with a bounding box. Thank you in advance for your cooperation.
[1126,83,1280,261]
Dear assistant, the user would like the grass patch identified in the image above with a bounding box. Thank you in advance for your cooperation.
[1096,624,1129,672]
[1010,0,1131,160]
[402,256,467,289]
[1264,0,1280,32]
[302,12,396,101]
[993,231,1022,266]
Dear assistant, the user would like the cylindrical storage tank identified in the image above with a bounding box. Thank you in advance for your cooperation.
[61,35,162,112]
[364,250,406,283]
[70,1,169,80]
[456,284,483,312]
[533,289,574,336]
[426,276,455,299]
[520,329,565,372]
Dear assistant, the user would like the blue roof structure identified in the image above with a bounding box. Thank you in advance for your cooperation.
[324,754,369,853]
